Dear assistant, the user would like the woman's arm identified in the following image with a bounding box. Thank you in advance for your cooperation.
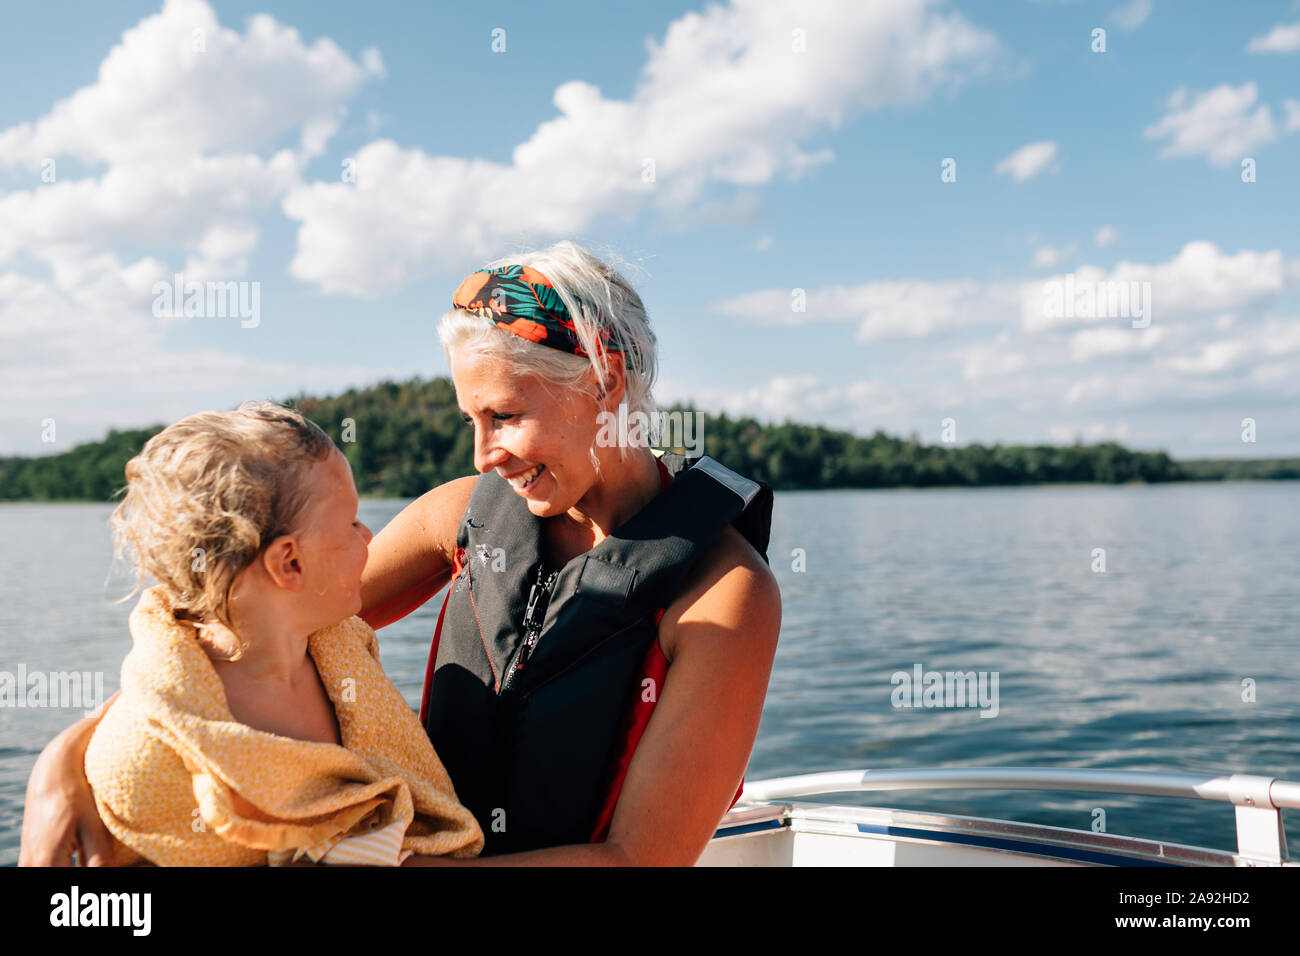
[19,691,120,866]
[403,528,782,866]
[360,475,476,630]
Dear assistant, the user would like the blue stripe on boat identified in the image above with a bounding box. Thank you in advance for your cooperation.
[711,819,786,839]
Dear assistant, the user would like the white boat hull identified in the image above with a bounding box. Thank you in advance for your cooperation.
[699,768,1299,866]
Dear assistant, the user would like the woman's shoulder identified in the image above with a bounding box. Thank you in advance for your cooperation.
[658,525,781,663]
[696,523,773,581]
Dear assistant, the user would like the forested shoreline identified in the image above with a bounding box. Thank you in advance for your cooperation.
[2,377,1296,501]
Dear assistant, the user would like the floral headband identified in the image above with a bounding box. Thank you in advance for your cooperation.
[452,264,641,371]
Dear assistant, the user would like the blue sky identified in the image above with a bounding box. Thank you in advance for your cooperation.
[1,0,1298,458]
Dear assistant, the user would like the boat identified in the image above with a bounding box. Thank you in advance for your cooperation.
[699,767,1299,866]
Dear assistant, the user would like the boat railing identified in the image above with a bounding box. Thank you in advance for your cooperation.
[737,767,1298,863]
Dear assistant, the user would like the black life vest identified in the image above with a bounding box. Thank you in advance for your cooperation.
[418,453,773,855]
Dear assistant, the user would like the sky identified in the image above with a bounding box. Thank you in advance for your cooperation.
[1,0,1298,459]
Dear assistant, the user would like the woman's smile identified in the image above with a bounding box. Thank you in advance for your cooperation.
[504,463,547,494]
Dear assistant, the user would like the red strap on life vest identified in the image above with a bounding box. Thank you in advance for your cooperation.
[587,609,747,844]
[418,545,464,727]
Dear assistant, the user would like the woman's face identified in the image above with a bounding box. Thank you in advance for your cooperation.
[451,348,604,517]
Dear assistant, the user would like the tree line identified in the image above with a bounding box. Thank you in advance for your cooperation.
[2,376,1296,501]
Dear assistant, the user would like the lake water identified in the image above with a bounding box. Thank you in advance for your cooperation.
[2,481,1297,864]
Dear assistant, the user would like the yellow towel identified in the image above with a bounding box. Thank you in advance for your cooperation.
[84,586,483,866]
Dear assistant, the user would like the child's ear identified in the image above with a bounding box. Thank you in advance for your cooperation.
[261,536,306,590]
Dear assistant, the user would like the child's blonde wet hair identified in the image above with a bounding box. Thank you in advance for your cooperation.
[109,400,337,658]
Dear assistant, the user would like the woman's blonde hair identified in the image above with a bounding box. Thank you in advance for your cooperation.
[438,241,658,461]
[109,400,336,657]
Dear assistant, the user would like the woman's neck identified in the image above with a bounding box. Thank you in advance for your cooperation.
[550,448,663,560]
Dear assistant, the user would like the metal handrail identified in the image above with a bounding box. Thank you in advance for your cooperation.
[739,767,1300,810]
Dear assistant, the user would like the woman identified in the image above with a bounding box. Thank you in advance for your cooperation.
[21,240,781,866]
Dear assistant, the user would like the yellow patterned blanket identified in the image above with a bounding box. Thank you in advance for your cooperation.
[85,586,483,866]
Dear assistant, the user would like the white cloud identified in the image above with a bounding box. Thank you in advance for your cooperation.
[1094,225,1119,247]
[0,0,379,168]
[658,373,902,423]
[1055,331,1300,410]
[753,235,774,252]
[1045,421,1128,444]
[0,258,387,453]
[182,223,262,279]
[708,264,1300,455]
[1049,422,1131,443]
[361,48,386,76]
[0,0,381,292]
[1022,242,1289,332]
[1284,99,1300,132]
[708,239,1300,457]
[1252,360,1300,384]
[1143,83,1280,166]
[1068,326,1167,362]
[722,240,1289,361]
[0,0,385,453]
[0,153,299,276]
[0,0,381,302]
[961,341,1027,383]
[1159,339,1251,375]
[1246,22,1300,54]
[283,0,1002,294]
[1258,318,1300,356]
[714,279,1021,342]
[1109,0,1152,31]
[722,242,1291,345]
[1031,242,1077,269]
[994,140,1059,182]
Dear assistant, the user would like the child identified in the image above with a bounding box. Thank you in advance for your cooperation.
[84,401,483,865]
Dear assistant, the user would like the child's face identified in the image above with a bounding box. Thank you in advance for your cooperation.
[296,449,373,623]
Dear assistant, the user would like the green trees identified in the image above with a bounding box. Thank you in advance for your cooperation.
[0,427,159,502]
[0,377,1292,500]
[285,376,476,495]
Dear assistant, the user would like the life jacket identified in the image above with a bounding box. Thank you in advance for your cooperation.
[418,453,773,855]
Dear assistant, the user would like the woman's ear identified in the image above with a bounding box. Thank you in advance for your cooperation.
[596,358,627,410]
